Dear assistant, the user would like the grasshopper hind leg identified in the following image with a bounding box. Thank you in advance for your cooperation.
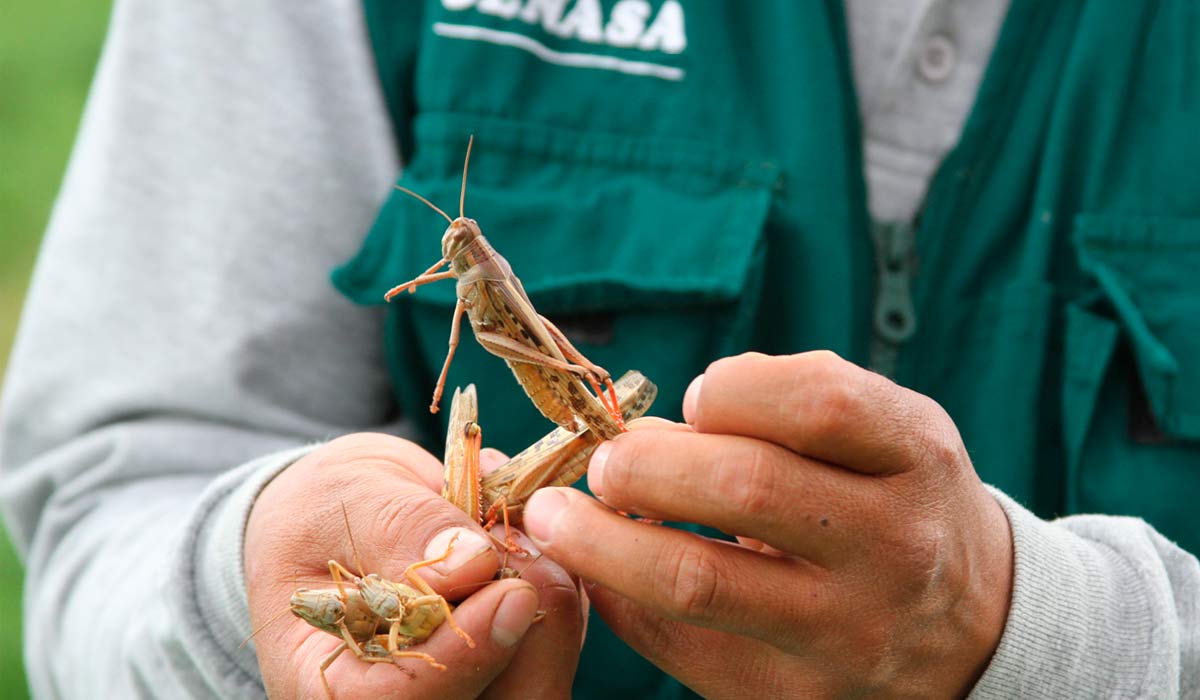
[585,374,627,431]
[537,314,628,431]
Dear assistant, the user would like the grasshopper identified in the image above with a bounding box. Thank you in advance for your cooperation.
[287,509,475,698]
[385,136,627,440]
[441,370,657,550]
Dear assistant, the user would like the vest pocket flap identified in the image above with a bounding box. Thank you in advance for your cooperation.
[333,129,777,314]
[1074,215,1200,439]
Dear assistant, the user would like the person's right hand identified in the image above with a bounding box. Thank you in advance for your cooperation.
[244,433,584,699]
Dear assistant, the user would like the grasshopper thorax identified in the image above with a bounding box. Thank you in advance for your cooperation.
[359,573,404,620]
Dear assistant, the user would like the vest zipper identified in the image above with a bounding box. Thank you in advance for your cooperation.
[869,219,918,378]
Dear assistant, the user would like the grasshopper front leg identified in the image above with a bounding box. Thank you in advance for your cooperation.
[430,298,468,413]
[318,642,349,699]
[384,257,453,301]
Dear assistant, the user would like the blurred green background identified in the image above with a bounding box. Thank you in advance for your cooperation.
[1,2,112,697]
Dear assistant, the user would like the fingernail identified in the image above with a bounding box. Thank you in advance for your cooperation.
[491,585,539,648]
[587,442,612,499]
[683,374,704,425]
[503,529,541,559]
[523,488,570,546]
[424,527,492,575]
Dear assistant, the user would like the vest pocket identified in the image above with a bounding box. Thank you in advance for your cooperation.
[334,114,778,455]
[1064,215,1200,551]
[1073,215,1200,440]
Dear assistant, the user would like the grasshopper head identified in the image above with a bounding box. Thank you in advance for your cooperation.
[290,588,344,636]
[441,217,483,262]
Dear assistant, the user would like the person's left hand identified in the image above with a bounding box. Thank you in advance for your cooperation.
[522,351,1014,698]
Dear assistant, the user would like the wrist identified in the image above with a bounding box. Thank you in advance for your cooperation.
[950,486,1014,695]
[891,482,1013,698]
[169,444,317,692]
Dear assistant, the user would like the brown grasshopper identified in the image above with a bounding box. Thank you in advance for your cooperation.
[287,509,475,697]
[385,136,627,440]
[441,370,657,550]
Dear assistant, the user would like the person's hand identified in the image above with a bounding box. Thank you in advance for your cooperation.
[522,351,1014,698]
[245,433,584,699]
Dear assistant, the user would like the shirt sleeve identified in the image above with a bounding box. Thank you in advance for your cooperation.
[0,1,405,697]
[970,488,1200,698]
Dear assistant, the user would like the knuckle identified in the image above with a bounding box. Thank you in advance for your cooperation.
[723,444,779,521]
[309,433,432,483]
[319,432,409,462]
[801,349,846,369]
[659,544,724,622]
[600,436,644,500]
[882,521,947,599]
[797,378,858,441]
[771,352,857,437]
[725,350,769,366]
[790,350,852,387]
[909,396,969,474]
[925,429,967,476]
[375,488,460,550]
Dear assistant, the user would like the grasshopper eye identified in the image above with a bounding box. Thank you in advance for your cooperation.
[442,220,479,259]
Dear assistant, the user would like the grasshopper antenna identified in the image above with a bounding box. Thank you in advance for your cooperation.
[395,185,453,225]
[514,552,545,578]
[239,605,296,649]
[340,501,366,578]
[460,134,474,219]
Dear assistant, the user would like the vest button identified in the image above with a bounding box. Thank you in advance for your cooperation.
[917,35,956,84]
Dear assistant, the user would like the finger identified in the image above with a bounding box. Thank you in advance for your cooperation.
[625,416,691,433]
[587,584,813,699]
[479,531,583,699]
[684,351,963,476]
[523,487,826,651]
[480,447,510,476]
[286,578,542,699]
[587,428,879,561]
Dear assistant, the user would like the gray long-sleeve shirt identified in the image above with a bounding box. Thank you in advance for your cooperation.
[1,2,1197,698]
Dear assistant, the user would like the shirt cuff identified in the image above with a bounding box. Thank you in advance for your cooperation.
[168,444,319,696]
[969,487,1161,698]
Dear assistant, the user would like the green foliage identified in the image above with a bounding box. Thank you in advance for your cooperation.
[0,533,25,696]
[0,2,112,698]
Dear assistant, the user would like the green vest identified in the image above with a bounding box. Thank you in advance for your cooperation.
[334,2,1200,695]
